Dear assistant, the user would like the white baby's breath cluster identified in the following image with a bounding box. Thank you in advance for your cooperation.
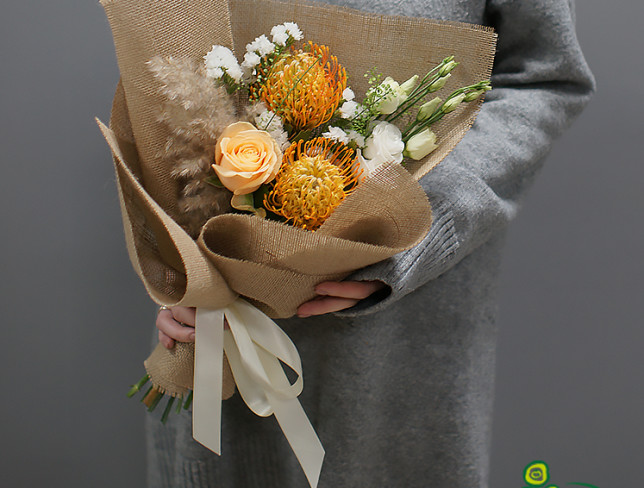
[242,35,274,80]
[246,34,275,57]
[241,51,262,79]
[339,87,360,120]
[322,125,365,148]
[241,22,303,80]
[270,21,303,46]
[204,22,304,84]
[255,108,290,150]
[204,45,243,82]
[322,126,349,145]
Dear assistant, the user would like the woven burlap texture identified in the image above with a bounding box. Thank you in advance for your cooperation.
[99,0,496,397]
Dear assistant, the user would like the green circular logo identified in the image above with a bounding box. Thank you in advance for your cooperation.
[524,461,550,486]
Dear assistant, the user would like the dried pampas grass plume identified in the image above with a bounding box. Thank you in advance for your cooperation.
[148,56,238,237]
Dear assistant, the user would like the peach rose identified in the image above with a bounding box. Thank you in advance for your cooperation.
[213,122,282,195]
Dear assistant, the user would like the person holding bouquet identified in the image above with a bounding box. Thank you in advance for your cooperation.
[146,0,595,487]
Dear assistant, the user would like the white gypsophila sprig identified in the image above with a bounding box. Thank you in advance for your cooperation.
[255,109,290,150]
[241,51,262,80]
[270,24,290,46]
[271,129,290,151]
[255,109,283,132]
[322,126,350,145]
[204,45,242,82]
[283,22,303,41]
[246,34,275,57]
[339,100,359,119]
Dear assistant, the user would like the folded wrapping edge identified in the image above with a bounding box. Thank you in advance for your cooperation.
[97,118,237,309]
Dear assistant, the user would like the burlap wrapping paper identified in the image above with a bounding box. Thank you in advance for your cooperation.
[98,0,496,396]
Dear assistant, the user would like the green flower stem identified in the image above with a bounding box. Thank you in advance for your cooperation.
[160,396,176,424]
[384,57,454,123]
[127,373,150,398]
[397,56,451,103]
[140,385,154,403]
[385,77,441,123]
[175,395,184,414]
[183,390,194,410]
[146,390,164,412]
[402,81,490,141]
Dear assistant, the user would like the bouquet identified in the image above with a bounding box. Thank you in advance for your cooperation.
[98,0,496,485]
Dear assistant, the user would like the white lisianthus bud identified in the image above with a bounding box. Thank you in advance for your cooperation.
[416,97,442,121]
[362,121,405,171]
[442,93,466,113]
[428,73,451,92]
[463,90,483,102]
[374,77,408,115]
[438,60,458,77]
[464,85,491,102]
[399,74,419,96]
[403,128,438,160]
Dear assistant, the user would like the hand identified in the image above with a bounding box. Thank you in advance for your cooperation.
[296,280,386,318]
[156,306,196,349]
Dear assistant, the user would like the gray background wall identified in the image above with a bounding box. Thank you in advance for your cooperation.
[1,1,641,487]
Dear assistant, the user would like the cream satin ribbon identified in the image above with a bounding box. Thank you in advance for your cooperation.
[193,299,325,488]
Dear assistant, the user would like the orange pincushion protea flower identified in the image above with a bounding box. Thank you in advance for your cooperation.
[254,43,347,132]
[264,137,362,231]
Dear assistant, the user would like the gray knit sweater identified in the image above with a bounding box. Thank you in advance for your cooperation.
[146,1,595,487]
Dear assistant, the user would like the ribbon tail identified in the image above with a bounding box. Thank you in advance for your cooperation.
[269,393,325,488]
[192,307,225,454]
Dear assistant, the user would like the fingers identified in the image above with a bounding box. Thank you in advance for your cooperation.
[297,280,387,317]
[314,280,385,300]
[168,306,196,326]
[156,307,196,347]
[158,329,175,349]
[297,296,360,317]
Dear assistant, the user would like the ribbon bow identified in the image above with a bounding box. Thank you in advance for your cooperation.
[193,299,325,487]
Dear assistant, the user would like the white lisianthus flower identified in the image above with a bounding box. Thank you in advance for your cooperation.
[361,121,404,171]
[204,45,243,82]
[246,34,275,57]
[342,87,355,101]
[322,126,350,144]
[374,76,408,115]
[403,128,438,160]
[339,100,359,119]
[283,22,303,40]
[270,24,289,46]
[347,130,365,148]
[354,149,378,178]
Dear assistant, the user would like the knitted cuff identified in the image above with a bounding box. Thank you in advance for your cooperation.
[335,199,459,317]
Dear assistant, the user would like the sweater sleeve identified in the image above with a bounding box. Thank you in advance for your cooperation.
[338,0,596,316]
